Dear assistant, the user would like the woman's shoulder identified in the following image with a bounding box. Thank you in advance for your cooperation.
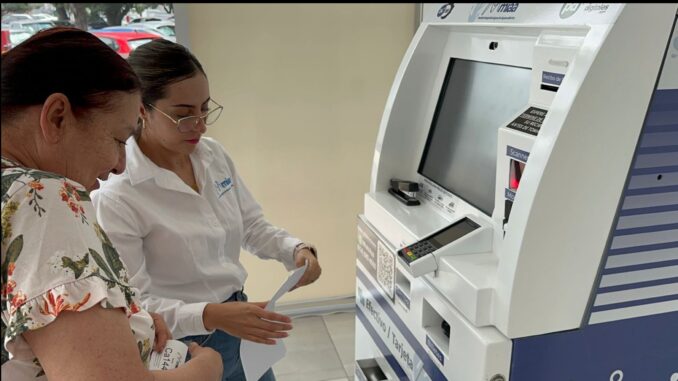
[2,158,70,187]
[2,162,90,211]
[199,136,226,155]
[198,136,237,168]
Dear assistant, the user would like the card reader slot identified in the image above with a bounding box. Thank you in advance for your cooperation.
[356,358,388,381]
[422,299,450,355]
[395,268,412,310]
[540,83,558,92]
[395,269,411,294]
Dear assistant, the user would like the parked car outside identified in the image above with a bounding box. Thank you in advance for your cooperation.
[144,9,173,20]
[128,17,162,24]
[98,26,164,38]
[1,29,10,53]
[1,27,33,50]
[92,30,161,59]
[30,13,58,22]
[128,21,175,42]
[1,14,33,24]
[9,20,55,34]
[88,17,109,30]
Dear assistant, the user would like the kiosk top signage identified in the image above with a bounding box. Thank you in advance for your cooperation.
[423,3,623,25]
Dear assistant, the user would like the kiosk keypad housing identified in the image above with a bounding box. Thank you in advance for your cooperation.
[398,218,479,263]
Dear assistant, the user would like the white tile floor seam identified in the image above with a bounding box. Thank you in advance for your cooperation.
[273,309,356,381]
[324,317,349,379]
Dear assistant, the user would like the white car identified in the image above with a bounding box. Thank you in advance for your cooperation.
[130,21,175,42]
[143,9,173,21]
[30,13,58,22]
[2,14,33,24]
[9,20,55,33]
[7,28,33,47]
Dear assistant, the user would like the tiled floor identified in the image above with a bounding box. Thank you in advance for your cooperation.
[273,309,356,381]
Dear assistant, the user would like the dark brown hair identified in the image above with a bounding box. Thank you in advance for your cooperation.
[1,27,140,125]
[127,39,206,106]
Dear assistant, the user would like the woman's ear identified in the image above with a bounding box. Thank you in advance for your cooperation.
[39,93,72,144]
[139,103,147,119]
[131,104,147,138]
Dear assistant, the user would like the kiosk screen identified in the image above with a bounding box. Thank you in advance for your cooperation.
[419,58,531,215]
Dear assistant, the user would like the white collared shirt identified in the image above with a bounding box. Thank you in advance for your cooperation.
[91,137,301,338]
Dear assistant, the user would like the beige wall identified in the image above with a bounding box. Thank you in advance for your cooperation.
[183,4,415,303]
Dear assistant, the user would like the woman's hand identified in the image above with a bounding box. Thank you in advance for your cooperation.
[150,312,172,353]
[202,302,293,345]
[185,342,223,380]
[292,248,321,290]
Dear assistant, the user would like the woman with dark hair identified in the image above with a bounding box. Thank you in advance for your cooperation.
[1,27,222,381]
[92,39,322,381]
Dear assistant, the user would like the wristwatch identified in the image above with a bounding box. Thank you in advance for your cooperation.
[294,242,318,258]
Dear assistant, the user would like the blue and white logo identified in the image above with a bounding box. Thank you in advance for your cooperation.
[437,3,454,19]
[214,176,232,198]
[468,3,519,22]
[583,3,610,14]
[468,3,487,22]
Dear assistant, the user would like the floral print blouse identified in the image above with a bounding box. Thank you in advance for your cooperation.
[1,157,155,379]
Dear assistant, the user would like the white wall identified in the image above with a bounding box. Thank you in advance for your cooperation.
[180,4,415,303]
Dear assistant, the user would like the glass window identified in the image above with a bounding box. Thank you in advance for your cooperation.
[9,30,31,45]
[97,36,119,51]
[128,38,155,51]
[157,25,175,36]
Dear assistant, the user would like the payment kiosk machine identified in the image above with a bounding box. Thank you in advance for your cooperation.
[355,3,678,381]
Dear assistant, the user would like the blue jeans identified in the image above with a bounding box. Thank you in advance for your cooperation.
[182,291,276,381]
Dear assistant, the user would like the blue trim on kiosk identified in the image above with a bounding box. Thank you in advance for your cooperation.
[358,268,447,381]
[356,308,409,380]
[511,311,678,380]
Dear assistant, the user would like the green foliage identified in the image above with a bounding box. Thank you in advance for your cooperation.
[45,3,174,27]
[1,3,32,15]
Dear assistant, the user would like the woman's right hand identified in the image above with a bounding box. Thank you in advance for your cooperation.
[186,342,223,379]
[202,301,293,345]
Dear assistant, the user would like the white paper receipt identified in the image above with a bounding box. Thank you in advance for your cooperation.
[148,340,188,370]
[241,262,308,381]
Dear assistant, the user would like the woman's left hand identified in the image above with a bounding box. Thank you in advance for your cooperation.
[150,312,172,352]
[292,248,322,290]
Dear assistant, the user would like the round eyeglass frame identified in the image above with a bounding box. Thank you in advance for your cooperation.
[146,100,224,133]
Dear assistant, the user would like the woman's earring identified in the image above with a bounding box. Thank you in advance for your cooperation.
[136,117,145,132]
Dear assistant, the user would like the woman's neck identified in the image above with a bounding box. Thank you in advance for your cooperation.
[137,133,192,173]
[1,129,41,169]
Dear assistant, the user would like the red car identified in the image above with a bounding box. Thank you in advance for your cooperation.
[92,31,161,59]
[1,30,10,53]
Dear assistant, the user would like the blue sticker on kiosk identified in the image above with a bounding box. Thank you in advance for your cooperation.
[395,286,411,310]
[542,71,565,86]
[426,336,445,366]
[507,146,530,162]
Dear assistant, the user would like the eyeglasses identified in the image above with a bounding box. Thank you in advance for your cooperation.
[146,99,224,133]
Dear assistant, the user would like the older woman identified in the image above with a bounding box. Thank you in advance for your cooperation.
[1,27,222,381]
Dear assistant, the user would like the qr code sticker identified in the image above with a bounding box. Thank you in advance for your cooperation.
[376,241,395,300]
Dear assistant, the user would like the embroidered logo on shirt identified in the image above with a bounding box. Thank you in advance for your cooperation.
[214,177,233,198]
